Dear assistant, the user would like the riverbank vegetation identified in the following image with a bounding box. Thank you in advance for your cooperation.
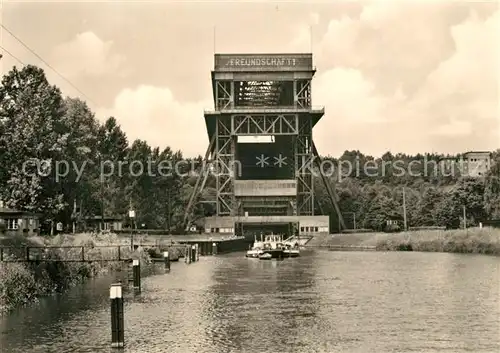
[374,227,500,255]
[325,228,500,256]
[0,65,499,234]
[0,233,148,314]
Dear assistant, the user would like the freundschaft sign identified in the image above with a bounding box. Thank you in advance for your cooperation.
[214,54,312,71]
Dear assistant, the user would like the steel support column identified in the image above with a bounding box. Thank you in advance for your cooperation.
[216,81,233,110]
[183,135,215,230]
[295,80,311,109]
[215,117,235,215]
[312,141,346,230]
[295,117,314,216]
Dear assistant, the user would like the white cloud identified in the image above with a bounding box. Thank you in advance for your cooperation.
[51,31,127,78]
[98,85,211,157]
[313,68,393,124]
[430,119,472,136]
[294,3,499,156]
[315,2,457,95]
[310,12,320,25]
[289,12,322,52]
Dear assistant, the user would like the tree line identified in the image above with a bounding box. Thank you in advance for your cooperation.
[0,65,498,234]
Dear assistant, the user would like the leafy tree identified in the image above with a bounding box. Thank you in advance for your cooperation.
[0,65,68,232]
[435,195,461,229]
[363,195,402,231]
[95,117,129,222]
[416,186,443,226]
[59,97,100,223]
[450,178,487,225]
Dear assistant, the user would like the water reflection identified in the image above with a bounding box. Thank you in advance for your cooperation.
[312,251,500,353]
[0,251,499,353]
[203,253,319,353]
[0,274,120,349]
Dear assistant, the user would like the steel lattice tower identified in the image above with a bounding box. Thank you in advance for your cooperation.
[184,53,345,238]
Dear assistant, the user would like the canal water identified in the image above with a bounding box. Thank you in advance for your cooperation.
[1,250,499,353]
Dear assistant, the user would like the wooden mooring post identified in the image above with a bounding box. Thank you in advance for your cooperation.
[132,259,141,291]
[110,283,124,348]
[185,246,191,264]
[163,251,170,271]
[190,245,196,263]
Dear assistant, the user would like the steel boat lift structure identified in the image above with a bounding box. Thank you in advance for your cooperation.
[182,53,345,237]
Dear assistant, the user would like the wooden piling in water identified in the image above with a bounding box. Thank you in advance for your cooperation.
[163,251,170,271]
[190,245,196,263]
[110,283,124,348]
[132,259,141,291]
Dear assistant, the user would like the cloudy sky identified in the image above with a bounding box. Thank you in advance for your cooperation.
[1,0,498,158]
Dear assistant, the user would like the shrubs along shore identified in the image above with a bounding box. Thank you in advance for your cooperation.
[374,227,500,255]
[0,233,150,314]
[324,227,500,256]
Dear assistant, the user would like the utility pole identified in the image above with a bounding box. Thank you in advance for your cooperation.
[402,186,408,231]
[101,177,105,232]
[99,154,105,232]
[129,200,135,251]
[79,199,83,232]
[72,199,77,234]
[167,189,171,233]
[463,205,467,229]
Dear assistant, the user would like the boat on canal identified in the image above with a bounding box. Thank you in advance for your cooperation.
[247,234,301,259]
[283,244,300,258]
[258,234,285,260]
[246,235,264,258]
[282,235,302,257]
[258,252,273,260]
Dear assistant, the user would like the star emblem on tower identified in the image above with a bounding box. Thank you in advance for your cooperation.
[273,154,287,167]
[256,154,270,167]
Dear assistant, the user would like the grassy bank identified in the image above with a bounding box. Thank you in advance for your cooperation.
[321,227,500,255]
[374,227,500,255]
[0,233,148,314]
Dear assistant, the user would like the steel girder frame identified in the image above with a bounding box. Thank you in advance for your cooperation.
[295,80,311,109]
[295,117,314,216]
[183,135,215,230]
[311,141,346,230]
[231,114,298,135]
[216,81,233,109]
[215,117,236,216]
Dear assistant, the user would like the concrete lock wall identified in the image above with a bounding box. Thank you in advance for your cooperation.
[204,215,330,234]
[234,180,297,197]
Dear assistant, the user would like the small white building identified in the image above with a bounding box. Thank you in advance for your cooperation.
[0,205,40,236]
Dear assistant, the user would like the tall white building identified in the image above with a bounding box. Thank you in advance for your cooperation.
[463,151,492,177]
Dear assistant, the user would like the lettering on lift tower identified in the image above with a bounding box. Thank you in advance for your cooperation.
[214,54,312,71]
